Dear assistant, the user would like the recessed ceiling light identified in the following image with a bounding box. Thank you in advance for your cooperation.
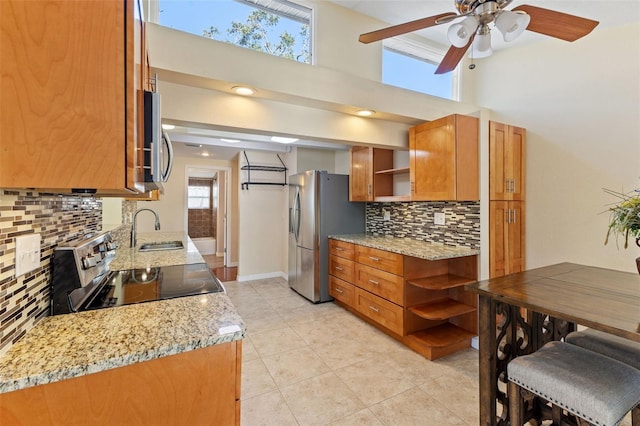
[201,151,210,157]
[220,138,240,144]
[232,86,255,96]
[162,124,175,130]
[357,110,375,117]
[271,136,298,144]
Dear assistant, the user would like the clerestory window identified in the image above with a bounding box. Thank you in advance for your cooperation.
[157,0,312,64]
[383,35,456,100]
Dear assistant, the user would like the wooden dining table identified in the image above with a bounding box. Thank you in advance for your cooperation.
[465,262,640,426]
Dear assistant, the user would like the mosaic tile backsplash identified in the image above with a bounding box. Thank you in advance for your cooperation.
[0,190,102,355]
[366,201,480,249]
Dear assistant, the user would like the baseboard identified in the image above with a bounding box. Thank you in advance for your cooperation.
[471,336,479,350]
[216,251,225,257]
[226,261,239,267]
[236,271,287,282]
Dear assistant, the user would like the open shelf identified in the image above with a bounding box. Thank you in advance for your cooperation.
[408,299,476,321]
[405,323,476,348]
[375,167,410,175]
[406,274,476,291]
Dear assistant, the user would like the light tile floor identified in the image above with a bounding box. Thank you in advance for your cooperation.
[225,277,634,426]
[224,277,480,426]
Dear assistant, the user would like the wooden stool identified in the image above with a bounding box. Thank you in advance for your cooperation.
[566,328,640,370]
[507,341,640,426]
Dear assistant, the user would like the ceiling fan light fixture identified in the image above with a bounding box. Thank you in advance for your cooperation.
[447,15,479,48]
[471,30,493,58]
[495,10,530,42]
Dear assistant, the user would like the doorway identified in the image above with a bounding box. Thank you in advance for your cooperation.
[185,165,234,279]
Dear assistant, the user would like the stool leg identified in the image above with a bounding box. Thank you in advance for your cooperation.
[508,381,524,426]
[632,404,639,426]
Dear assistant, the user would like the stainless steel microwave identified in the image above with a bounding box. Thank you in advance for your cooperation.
[143,90,173,191]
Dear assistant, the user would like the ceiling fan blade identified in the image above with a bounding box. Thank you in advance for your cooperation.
[513,4,599,42]
[359,12,457,44]
[435,33,475,75]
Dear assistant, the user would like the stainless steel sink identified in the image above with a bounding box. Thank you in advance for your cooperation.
[138,240,184,252]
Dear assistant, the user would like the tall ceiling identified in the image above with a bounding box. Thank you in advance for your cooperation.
[169,0,639,160]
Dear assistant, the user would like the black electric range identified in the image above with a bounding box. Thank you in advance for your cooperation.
[51,232,225,315]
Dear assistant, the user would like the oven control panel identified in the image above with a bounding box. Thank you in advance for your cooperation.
[53,231,118,289]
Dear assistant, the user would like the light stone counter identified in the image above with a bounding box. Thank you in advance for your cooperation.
[0,292,245,394]
[109,231,205,270]
[330,234,479,260]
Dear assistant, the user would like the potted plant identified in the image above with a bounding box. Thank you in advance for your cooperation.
[604,187,640,273]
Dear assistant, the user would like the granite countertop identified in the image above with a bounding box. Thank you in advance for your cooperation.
[0,231,245,394]
[0,293,244,394]
[330,234,479,260]
[109,231,206,270]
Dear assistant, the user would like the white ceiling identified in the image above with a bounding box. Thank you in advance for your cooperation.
[170,0,640,161]
[334,0,639,50]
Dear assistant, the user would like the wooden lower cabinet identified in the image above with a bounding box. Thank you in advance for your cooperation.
[490,200,526,278]
[329,239,477,360]
[0,341,242,426]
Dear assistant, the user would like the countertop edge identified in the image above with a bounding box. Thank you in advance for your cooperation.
[0,331,244,394]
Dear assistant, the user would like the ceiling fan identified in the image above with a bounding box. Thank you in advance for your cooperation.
[359,0,599,74]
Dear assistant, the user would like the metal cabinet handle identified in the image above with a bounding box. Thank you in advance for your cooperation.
[512,209,517,223]
[506,209,510,224]
[369,306,379,313]
[335,288,344,294]
[368,279,380,285]
[369,256,380,262]
[335,247,344,251]
[335,266,344,271]
[368,184,372,195]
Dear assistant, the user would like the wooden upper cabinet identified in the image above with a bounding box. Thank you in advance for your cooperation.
[0,0,145,193]
[410,114,479,201]
[349,146,374,202]
[489,121,526,201]
[349,147,395,202]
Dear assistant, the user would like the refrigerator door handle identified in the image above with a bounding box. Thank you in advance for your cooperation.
[294,188,302,242]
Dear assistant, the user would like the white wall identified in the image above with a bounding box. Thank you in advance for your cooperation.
[237,150,289,280]
[470,22,640,272]
[297,148,338,173]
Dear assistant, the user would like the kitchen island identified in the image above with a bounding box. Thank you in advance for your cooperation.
[0,232,245,425]
[328,234,479,359]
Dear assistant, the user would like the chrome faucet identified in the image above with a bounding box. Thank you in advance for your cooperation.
[131,208,161,248]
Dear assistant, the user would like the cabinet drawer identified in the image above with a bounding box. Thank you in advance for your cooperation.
[329,276,355,306]
[355,288,403,335]
[329,255,355,282]
[329,239,355,260]
[356,246,403,275]
[355,264,403,305]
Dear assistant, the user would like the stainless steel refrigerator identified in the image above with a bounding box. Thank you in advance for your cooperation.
[288,170,365,303]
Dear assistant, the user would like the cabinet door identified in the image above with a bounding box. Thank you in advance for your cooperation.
[489,201,525,278]
[349,146,373,201]
[490,122,526,201]
[0,0,143,193]
[508,126,526,201]
[410,114,478,201]
[507,201,525,274]
[489,201,509,278]
[410,116,456,201]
